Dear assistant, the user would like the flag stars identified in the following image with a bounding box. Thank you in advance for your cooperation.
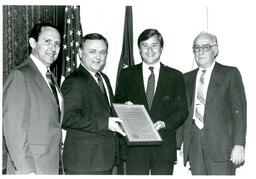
[69,30,73,35]
[67,18,71,24]
[75,42,80,47]
[70,41,74,47]
[67,67,71,72]
[65,7,69,12]
[77,30,81,36]
[63,44,67,49]
[66,56,70,62]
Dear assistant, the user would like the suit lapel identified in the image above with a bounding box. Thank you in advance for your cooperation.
[27,58,60,123]
[28,58,58,108]
[187,70,198,119]
[102,74,114,103]
[206,63,221,105]
[51,74,64,125]
[79,66,111,112]
[187,70,198,107]
[151,63,165,110]
[136,64,149,109]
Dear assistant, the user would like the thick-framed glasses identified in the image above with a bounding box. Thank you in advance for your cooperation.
[193,44,216,53]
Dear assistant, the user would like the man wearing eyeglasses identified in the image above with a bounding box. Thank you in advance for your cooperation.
[177,32,247,175]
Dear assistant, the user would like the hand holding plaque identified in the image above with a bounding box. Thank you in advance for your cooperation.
[113,103,162,145]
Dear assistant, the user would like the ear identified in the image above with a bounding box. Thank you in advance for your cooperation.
[160,47,163,53]
[78,48,83,58]
[29,38,36,49]
[213,45,219,57]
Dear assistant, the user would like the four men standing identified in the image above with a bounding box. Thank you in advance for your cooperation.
[3,23,247,175]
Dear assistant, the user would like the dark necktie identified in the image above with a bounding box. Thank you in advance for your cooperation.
[95,72,109,105]
[46,69,60,118]
[194,70,206,129]
[146,66,155,110]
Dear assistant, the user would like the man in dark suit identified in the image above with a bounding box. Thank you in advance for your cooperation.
[3,23,63,174]
[177,32,247,175]
[115,29,188,175]
[61,33,125,174]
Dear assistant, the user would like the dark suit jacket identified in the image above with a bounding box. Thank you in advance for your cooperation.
[3,57,63,174]
[61,65,116,173]
[179,62,247,166]
[115,62,188,163]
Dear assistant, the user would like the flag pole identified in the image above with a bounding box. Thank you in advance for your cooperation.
[206,6,208,32]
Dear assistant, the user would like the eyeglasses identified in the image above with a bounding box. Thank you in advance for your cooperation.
[193,44,217,53]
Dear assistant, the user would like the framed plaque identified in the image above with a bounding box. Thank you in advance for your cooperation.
[113,104,162,146]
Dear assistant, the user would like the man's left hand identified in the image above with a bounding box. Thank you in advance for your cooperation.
[230,145,245,166]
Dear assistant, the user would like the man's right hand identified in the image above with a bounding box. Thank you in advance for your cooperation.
[108,117,126,136]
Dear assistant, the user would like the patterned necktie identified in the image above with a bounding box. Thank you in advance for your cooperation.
[95,72,109,104]
[146,66,155,110]
[46,69,60,119]
[194,70,206,129]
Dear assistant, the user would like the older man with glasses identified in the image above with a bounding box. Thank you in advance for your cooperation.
[177,32,247,175]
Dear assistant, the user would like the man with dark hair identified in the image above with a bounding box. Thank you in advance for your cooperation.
[115,29,188,175]
[177,32,247,175]
[61,33,125,174]
[3,22,63,174]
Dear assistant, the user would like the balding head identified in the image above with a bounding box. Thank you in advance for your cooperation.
[193,32,218,47]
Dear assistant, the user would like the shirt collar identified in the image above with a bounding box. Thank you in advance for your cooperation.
[199,60,216,74]
[80,63,102,79]
[142,61,160,71]
[30,54,48,76]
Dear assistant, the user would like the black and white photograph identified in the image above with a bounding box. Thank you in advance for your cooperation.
[1,0,256,176]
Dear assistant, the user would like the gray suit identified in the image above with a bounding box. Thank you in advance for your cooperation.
[3,57,63,174]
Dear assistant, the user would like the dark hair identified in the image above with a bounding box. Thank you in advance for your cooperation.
[80,33,108,49]
[137,29,164,48]
[29,22,60,42]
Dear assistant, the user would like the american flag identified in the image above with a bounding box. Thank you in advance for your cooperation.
[61,5,82,84]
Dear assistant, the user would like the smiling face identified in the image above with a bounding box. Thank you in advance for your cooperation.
[193,33,218,69]
[29,26,61,67]
[79,39,108,73]
[139,34,163,65]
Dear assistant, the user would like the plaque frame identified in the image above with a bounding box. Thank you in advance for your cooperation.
[113,103,163,146]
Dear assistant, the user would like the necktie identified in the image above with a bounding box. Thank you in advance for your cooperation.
[95,72,109,105]
[46,69,60,118]
[146,66,155,110]
[194,70,206,129]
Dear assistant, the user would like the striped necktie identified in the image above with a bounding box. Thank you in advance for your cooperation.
[194,70,206,129]
[46,69,60,120]
[146,66,155,110]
